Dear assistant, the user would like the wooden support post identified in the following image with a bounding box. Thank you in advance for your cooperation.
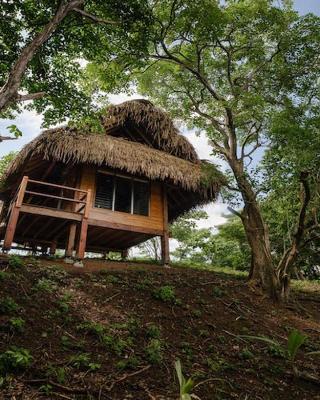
[3,176,28,250]
[50,240,57,256]
[121,249,129,260]
[65,223,77,257]
[76,189,91,259]
[161,185,170,265]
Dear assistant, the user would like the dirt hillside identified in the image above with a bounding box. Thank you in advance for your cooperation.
[0,256,319,399]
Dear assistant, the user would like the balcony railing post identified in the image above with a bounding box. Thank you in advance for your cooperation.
[3,176,28,250]
[76,189,91,259]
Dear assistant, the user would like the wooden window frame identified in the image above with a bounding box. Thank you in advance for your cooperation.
[94,170,150,217]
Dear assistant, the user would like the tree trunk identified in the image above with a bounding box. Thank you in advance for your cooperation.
[0,0,84,112]
[230,159,280,300]
[276,172,311,300]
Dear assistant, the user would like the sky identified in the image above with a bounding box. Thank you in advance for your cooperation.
[0,0,318,233]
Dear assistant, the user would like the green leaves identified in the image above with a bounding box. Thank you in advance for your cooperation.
[287,329,307,361]
[175,359,199,400]
[241,329,308,363]
[6,124,22,138]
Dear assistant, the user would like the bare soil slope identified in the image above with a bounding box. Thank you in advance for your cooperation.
[0,257,319,399]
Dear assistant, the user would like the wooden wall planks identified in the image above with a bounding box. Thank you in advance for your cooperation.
[80,166,164,233]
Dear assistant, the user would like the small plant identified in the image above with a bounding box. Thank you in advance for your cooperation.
[239,347,254,360]
[46,364,66,384]
[39,384,53,395]
[0,297,18,314]
[9,317,25,333]
[102,335,131,355]
[116,356,140,371]
[0,347,32,374]
[241,329,307,362]
[145,339,163,364]
[33,278,57,293]
[191,309,202,318]
[56,293,72,314]
[0,271,9,281]
[211,287,225,297]
[206,356,232,372]
[146,323,161,339]
[153,285,179,304]
[77,321,105,338]
[175,360,200,400]
[8,255,24,269]
[180,342,194,361]
[287,329,307,362]
[69,353,100,371]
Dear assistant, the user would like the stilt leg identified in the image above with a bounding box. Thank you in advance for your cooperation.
[76,219,88,259]
[3,207,20,251]
[65,223,77,257]
[121,249,129,260]
[161,232,170,265]
[50,240,57,256]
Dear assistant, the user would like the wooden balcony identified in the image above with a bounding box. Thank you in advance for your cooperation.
[2,176,91,257]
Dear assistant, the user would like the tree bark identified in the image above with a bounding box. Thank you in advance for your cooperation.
[276,172,311,300]
[229,158,280,300]
[0,0,84,112]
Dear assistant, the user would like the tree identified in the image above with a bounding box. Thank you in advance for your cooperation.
[261,105,320,293]
[170,210,212,263]
[138,237,161,261]
[0,0,151,140]
[92,0,320,299]
[204,216,251,270]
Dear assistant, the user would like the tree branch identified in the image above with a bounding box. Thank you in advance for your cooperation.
[227,206,244,221]
[0,0,85,112]
[277,172,312,284]
[0,135,18,142]
[16,92,46,102]
[73,8,119,25]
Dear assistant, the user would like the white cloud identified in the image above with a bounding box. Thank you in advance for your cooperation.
[0,110,43,158]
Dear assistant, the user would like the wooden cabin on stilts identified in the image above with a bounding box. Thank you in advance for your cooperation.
[0,100,224,264]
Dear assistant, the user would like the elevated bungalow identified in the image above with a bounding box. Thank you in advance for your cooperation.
[0,100,224,263]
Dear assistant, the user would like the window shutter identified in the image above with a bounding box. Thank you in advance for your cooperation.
[95,174,114,209]
[133,181,150,216]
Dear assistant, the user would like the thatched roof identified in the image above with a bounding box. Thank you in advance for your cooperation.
[2,128,225,197]
[103,99,199,163]
[1,100,226,212]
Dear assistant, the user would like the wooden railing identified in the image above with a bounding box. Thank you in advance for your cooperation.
[3,176,91,254]
[21,177,90,214]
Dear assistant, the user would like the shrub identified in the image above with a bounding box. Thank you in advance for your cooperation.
[0,271,9,281]
[145,339,163,364]
[146,324,161,339]
[0,347,32,374]
[102,335,131,355]
[77,321,105,338]
[69,353,100,371]
[0,297,18,314]
[9,317,25,333]
[211,287,225,297]
[33,278,57,293]
[8,255,24,269]
[116,356,140,371]
[153,286,178,304]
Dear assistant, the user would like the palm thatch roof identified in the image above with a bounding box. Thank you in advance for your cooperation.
[1,100,226,212]
[104,99,199,162]
[2,128,224,195]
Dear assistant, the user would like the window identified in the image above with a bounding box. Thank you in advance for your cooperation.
[133,180,149,216]
[95,173,150,216]
[95,174,114,210]
[114,177,132,213]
